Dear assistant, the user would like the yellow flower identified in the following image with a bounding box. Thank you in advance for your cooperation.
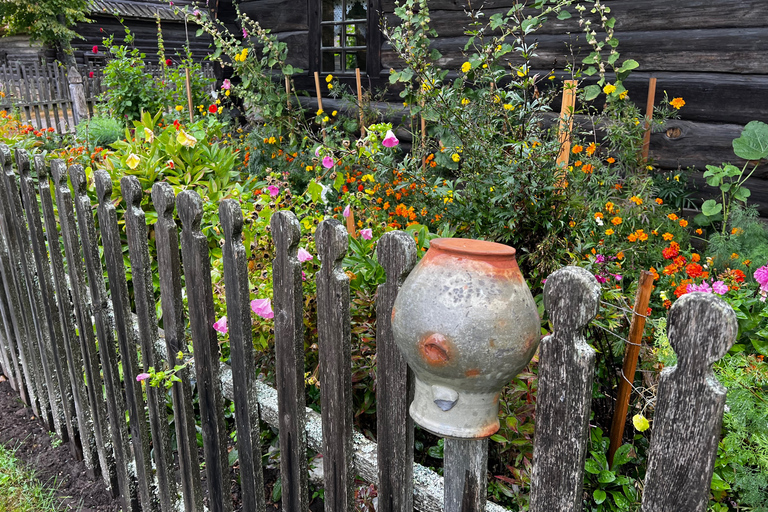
[323,116,329,122]
[461,98,470,105]
[619,90,628,100]
[225,90,230,96]
[503,104,514,111]
[517,66,528,77]
[177,129,198,148]
[316,109,323,116]
[662,232,674,241]
[143,127,154,144]
[126,153,141,169]
[629,196,643,206]
[548,74,555,80]
[603,83,616,95]
[605,228,614,236]
[628,233,637,242]
[461,61,471,73]
[451,153,460,162]
[326,74,334,83]
[332,110,337,116]
[175,105,184,112]
[633,414,650,432]
[327,84,333,90]
[605,202,614,213]
[670,97,685,109]
[306,166,314,171]
[674,175,680,182]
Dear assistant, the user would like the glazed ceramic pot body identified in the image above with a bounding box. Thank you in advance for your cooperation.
[391,238,540,438]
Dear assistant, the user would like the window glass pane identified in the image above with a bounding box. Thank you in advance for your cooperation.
[322,0,341,21]
[322,51,342,72]
[346,0,367,21]
[322,25,341,48]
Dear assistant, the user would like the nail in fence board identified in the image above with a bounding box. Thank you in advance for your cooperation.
[0,145,52,425]
[122,177,179,512]
[94,171,158,511]
[640,293,738,512]
[375,231,417,512]
[177,190,233,512]
[530,266,600,512]
[18,151,77,451]
[220,199,266,512]
[151,183,204,512]
[37,157,98,476]
[316,219,354,512]
[270,210,309,512]
[444,438,489,512]
[51,161,116,491]
[70,165,140,512]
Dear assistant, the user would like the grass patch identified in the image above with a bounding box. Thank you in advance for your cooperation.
[0,443,60,512]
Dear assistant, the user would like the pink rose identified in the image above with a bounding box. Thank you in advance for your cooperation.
[251,298,274,319]
[213,316,228,334]
[360,228,372,240]
[382,129,399,148]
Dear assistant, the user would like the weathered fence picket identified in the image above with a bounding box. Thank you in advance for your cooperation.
[51,160,117,492]
[94,170,158,511]
[220,199,266,512]
[0,144,745,512]
[151,182,204,512]
[122,176,179,512]
[177,190,233,512]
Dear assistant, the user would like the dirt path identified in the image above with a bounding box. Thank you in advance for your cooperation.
[0,377,119,512]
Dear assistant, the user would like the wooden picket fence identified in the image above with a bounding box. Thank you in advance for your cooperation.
[0,142,740,512]
[0,61,215,132]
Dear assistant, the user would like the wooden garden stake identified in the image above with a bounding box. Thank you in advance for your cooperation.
[421,100,427,171]
[608,270,655,466]
[314,71,326,140]
[346,209,357,239]
[556,80,578,169]
[285,76,291,109]
[641,77,658,163]
[185,67,194,123]
[356,68,365,136]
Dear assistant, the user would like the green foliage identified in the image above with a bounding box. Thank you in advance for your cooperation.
[75,115,124,148]
[0,444,61,511]
[583,427,644,511]
[0,0,90,47]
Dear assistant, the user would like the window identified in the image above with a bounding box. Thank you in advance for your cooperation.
[311,0,380,78]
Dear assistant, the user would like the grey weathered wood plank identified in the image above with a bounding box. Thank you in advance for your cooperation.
[316,219,354,512]
[17,150,77,449]
[376,230,417,512]
[270,210,309,512]
[0,144,52,425]
[122,176,178,512]
[151,182,204,512]
[94,170,157,511]
[177,190,232,512]
[640,293,738,512]
[444,438,489,512]
[69,164,139,510]
[529,266,600,512]
[219,199,266,512]
[0,272,17,389]
[51,160,116,490]
[37,157,98,476]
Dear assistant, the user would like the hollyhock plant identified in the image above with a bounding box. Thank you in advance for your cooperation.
[360,228,372,240]
[267,185,279,197]
[251,299,274,319]
[222,79,231,90]
[136,373,150,382]
[322,155,334,169]
[213,316,228,334]
[754,265,768,293]
[382,129,399,148]
[297,248,313,262]
[343,204,351,218]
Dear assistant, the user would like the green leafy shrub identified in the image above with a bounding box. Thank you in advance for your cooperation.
[75,115,124,147]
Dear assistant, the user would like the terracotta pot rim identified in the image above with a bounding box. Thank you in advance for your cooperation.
[430,237,516,258]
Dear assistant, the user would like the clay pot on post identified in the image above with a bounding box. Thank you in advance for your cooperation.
[391,238,540,438]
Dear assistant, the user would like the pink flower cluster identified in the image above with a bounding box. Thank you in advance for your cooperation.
[685,280,728,295]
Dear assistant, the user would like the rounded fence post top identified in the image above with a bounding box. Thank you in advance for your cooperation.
[176,189,203,231]
[544,266,600,333]
[120,176,143,208]
[668,292,738,368]
[219,199,243,241]
[151,181,176,218]
[94,170,113,204]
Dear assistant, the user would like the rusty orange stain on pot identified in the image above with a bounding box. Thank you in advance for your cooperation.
[465,368,481,377]
[418,332,453,366]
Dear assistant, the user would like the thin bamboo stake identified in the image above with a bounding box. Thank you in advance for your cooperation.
[314,71,326,140]
[356,68,365,136]
[285,76,291,109]
[555,80,578,169]
[608,271,655,466]
[641,77,658,164]
[185,68,194,123]
[421,100,427,171]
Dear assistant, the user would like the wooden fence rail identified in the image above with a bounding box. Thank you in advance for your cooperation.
[0,142,740,512]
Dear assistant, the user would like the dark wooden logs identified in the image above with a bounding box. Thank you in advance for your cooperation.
[51,160,116,492]
[641,293,738,512]
[94,171,157,511]
[530,266,600,512]
[177,190,232,512]
[270,210,309,512]
[151,183,204,512]
[122,176,178,512]
[17,151,77,452]
[316,219,354,512]
[375,230,417,512]
[219,199,266,512]
[37,157,98,477]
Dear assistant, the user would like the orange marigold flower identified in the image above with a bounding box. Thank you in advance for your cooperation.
[628,233,638,242]
[574,160,582,167]
[605,228,614,236]
[606,157,616,164]
[572,144,583,154]
[663,299,672,309]
[655,198,663,205]
[731,253,739,259]
[691,253,701,262]
[586,142,597,156]
[615,183,623,190]
[605,201,614,212]
[670,97,685,110]
[611,216,622,226]
[594,212,604,219]
[629,196,643,205]
[649,267,660,280]
[674,279,692,298]
[637,230,648,241]
[667,213,679,221]
[674,255,688,268]
[685,262,704,278]
[616,251,624,260]
[662,232,674,241]
[744,260,751,266]
[679,219,688,227]
[731,227,742,235]
[695,228,703,235]
[662,245,679,259]
[582,164,594,173]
